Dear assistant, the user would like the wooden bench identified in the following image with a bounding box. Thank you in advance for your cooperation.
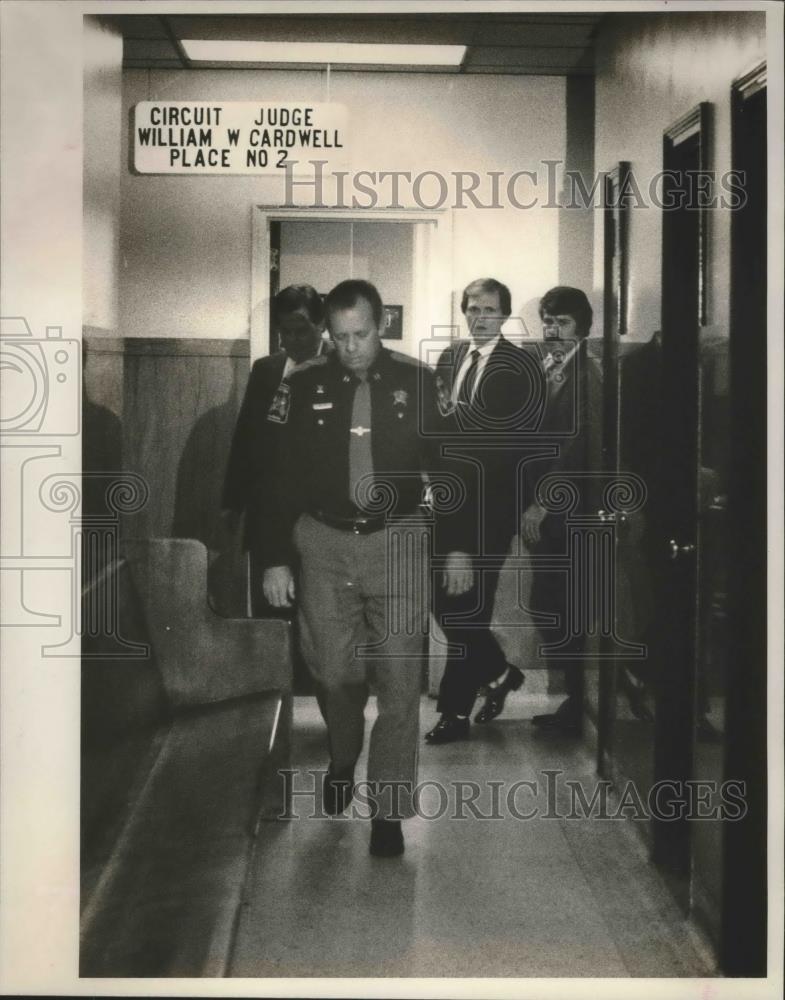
[80,539,292,977]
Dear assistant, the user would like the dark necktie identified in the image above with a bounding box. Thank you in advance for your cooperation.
[349,377,374,510]
[458,348,481,407]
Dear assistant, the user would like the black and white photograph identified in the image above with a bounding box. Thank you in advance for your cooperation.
[0,0,783,996]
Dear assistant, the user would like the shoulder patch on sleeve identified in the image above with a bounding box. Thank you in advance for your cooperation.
[266,381,291,423]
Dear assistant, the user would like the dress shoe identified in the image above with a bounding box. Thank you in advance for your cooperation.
[474,665,525,723]
[370,819,404,857]
[323,765,355,815]
[532,696,582,735]
[424,714,470,744]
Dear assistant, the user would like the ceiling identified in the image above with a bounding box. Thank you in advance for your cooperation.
[111,12,603,76]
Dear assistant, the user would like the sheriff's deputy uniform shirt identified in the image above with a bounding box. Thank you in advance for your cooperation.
[260,347,466,568]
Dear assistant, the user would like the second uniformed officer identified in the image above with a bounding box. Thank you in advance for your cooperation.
[262,279,471,857]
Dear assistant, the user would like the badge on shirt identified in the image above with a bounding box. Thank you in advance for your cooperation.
[266,381,291,423]
[435,374,455,416]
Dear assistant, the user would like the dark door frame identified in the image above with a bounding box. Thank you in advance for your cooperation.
[597,160,631,776]
[721,61,768,978]
[652,102,711,888]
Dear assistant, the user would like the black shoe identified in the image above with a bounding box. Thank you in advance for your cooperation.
[532,696,582,734]
[323,765,355,815]
[474,665,525,723]
[424,714,470,744]
[370,819,404,857]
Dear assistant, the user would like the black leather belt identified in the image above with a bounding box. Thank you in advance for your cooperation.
[310,509,387,534]
[310,507,425,535]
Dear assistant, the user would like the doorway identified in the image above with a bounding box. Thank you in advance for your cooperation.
[251,207,454,362]
[275,219,416,353]
[651,104,711,884]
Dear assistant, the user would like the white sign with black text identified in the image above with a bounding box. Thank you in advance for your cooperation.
[133,101,349,174]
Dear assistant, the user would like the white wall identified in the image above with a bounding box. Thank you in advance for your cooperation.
[120,69,565,339]
[0,2,83,992]
[593,11,767,341]
[83,16,123,332]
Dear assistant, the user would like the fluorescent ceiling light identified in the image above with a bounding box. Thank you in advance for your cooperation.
[181,39,466,67]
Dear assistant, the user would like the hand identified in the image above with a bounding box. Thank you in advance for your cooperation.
[442,551,473,596]
[521,502,547,547]
[263,565,296,607]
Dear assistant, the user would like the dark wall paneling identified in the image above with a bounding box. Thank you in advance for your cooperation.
[83,335,250,616]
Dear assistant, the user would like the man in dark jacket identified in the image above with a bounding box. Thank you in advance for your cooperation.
[221,284,326,613]
[425,278,547,744]
[522,286,602,735]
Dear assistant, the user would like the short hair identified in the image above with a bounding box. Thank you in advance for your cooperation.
[460,278,512,318]
[324,279,384,329]
[272,284,324,326]
[539,286,593,336]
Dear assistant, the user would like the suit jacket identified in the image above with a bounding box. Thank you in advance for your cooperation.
[523,338,603,518]
[526,338,604,627]
[222,351,289,552]
[434,335,547,555]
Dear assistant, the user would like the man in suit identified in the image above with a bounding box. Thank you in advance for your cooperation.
[521,286,602,735]
[425,278,547,744]
[222,284,326,614]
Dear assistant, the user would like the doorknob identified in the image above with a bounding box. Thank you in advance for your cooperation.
[669,539,696,560]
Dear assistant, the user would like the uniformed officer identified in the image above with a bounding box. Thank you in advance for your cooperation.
[261,279,470,857]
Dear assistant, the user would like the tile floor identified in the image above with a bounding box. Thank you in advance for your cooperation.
[229,692,717,979]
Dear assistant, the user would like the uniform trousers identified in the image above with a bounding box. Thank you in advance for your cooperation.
[293,512,428,820]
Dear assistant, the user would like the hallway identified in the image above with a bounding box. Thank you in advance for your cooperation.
[230,693,715,978]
